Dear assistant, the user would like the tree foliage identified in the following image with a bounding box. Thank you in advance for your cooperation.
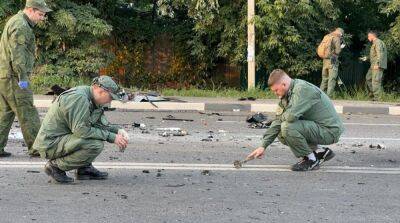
[1,0,400,90]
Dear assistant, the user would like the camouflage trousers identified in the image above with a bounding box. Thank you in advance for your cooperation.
[40,134,104,171]
[320,60,339,98]
[365,68,384,99]
[277,120,341,158]
[0,78,40,155]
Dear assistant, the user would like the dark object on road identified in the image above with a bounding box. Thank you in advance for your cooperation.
[201,170,210,175]
[142,170,150,173]
[0,151,11,157]
[162,115,194,122]
[201,138,212,142]
[238,97,257,101]
[27,170,40,173]
[165,184,185,187]
[45,85,69,96]
[246,113,273,129]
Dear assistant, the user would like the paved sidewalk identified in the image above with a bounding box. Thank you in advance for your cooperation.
[33,95,400,115]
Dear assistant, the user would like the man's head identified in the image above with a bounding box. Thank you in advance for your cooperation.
[367,30,378,42]
[91,76,121,105]
[268,69,292,98]
[24,0,52,24]
[333,27,344,37]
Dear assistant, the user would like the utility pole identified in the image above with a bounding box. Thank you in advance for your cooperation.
[247,0,256,90]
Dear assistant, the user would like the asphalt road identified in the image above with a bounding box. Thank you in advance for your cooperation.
[1,111,400,223]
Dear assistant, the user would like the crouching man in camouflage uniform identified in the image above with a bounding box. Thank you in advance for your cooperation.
[247,69,344,171]
[33,76,129,183]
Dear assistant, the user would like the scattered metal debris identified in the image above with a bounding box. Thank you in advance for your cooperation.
[162,115,194,122]
[156,128,188,137]
[201,170,211,176]
[132,123,147,130]
[246,113,273,129]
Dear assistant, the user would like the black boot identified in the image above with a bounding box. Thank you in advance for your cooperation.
[75,164,108,180]
[44,161,74,184]
[0,151,11,157]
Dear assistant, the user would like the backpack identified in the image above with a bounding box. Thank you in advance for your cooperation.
[317,34,333,59]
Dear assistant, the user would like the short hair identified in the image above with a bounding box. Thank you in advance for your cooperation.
[268,69,288,86]
[368,30,378,37]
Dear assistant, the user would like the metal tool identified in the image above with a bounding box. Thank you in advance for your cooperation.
[233,156,255,169]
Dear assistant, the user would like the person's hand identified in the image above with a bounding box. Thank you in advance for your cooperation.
[359,56,367,62]
[114,134,128,151]
[246,147,266,160]
[373,65,379,70]
[118,129,130,141]
[18,81,29,89]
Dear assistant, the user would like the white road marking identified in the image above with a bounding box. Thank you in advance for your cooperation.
[1,161,399,175]
[344,122,400,126]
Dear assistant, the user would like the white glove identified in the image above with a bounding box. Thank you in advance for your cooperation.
[359,56,367,61]
[118,129,130,141]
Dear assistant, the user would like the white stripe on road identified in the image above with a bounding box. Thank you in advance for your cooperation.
[344,122,400,126]
[0,161,399,175]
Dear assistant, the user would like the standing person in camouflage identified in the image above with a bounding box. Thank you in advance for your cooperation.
[0,0,52,157]
[33,76,129,184]
[318,28,345,97]
[363,31,387,101]
[247,69,344,171]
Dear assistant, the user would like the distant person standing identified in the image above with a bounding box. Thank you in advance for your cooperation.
[361,31,387,101]
[0,0,52,157]
[317,28,345,97]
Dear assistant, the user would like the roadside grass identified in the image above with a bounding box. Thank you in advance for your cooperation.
[31,76,399,103]
[31,74,91,94]
[161,87,275,99]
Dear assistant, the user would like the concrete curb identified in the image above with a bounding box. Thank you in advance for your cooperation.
[33,99,400,115]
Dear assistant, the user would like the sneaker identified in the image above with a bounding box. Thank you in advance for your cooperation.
[314,147,335,165]
[291,157,320,171]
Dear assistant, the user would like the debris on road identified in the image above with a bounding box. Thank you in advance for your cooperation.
[369,144,386,149]
[26,170,40,173]
[45,84,69,96]
[238,97,256,101]
[142,170,150,174]
[201,170,211,176]
[165,184,186,188]
[246,113,272,129]
[352,143,363,147]
[162,115,194,122]
[132,123,146,130]
[156,127,188,137]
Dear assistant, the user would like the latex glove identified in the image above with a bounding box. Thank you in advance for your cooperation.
[18,81,29,89]
[118,129,130,141]
[359,56,367,62]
